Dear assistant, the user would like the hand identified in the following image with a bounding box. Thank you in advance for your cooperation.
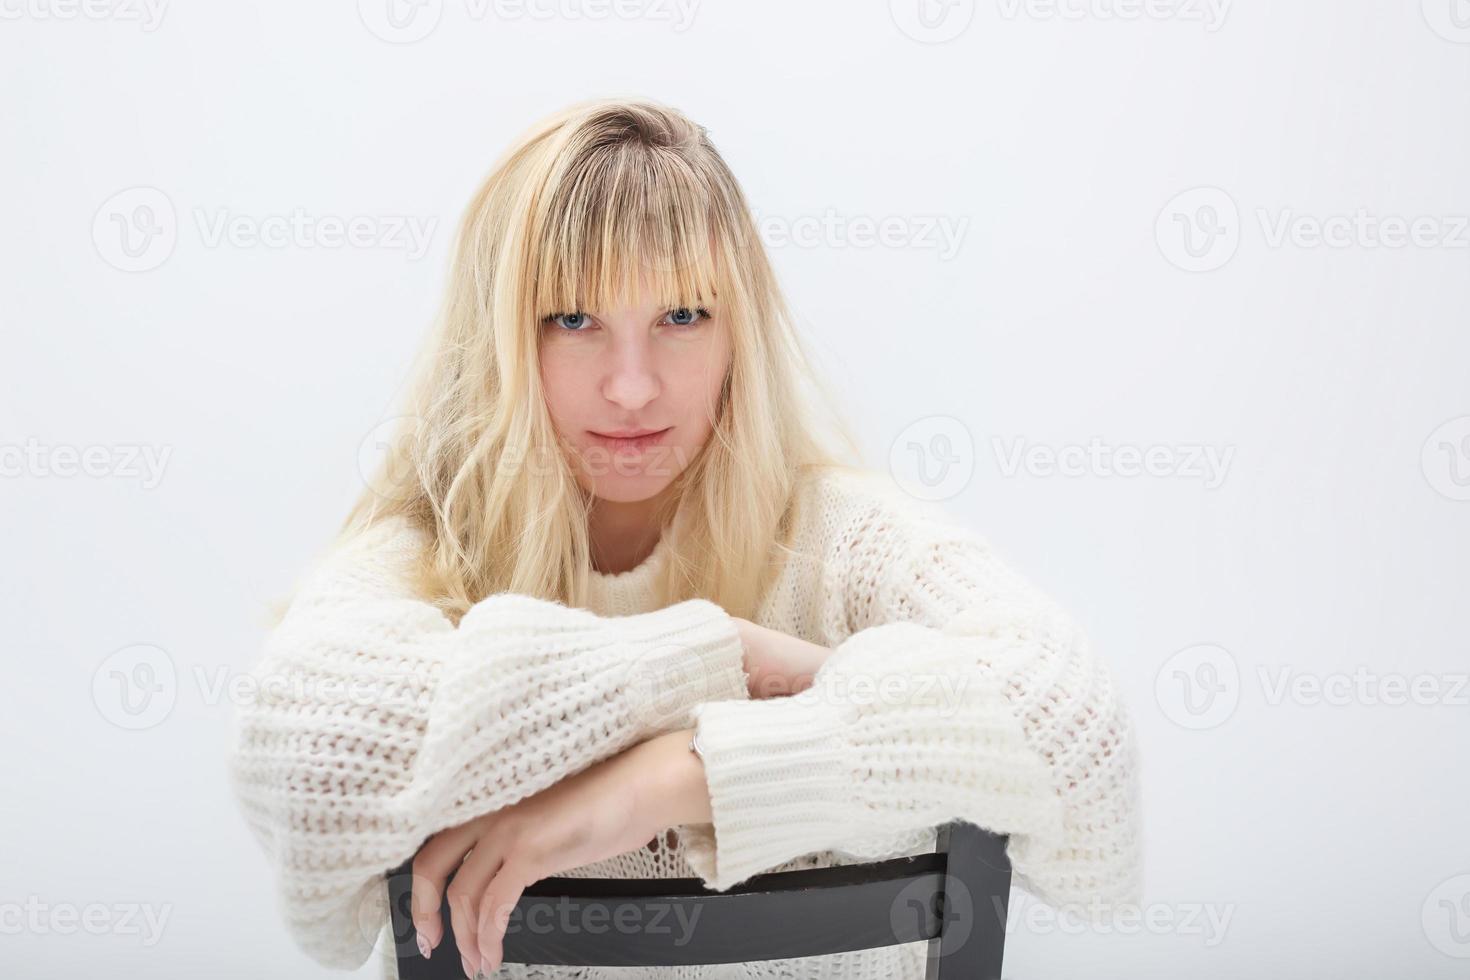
[732,618,833,699]
[409,730,707,978]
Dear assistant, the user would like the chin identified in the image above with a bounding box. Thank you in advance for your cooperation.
[578,473,673,504]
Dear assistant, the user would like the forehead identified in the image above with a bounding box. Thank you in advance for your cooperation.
[529,187,726,319]
[536,252,722,317]
[584,275,718,312]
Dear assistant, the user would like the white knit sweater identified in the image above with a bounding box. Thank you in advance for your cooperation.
[227,467,1143,980]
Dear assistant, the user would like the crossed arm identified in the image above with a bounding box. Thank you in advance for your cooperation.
[229,499,1141,978]
[227,516,745,971]
[226,517,827,975]
[406,619,831,978]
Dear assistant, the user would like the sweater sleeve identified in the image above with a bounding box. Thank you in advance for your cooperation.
[677,488,1143,914]
[226,516,749,970]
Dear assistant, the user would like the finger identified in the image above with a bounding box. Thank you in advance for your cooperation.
[477,862,531,973]
[411,824,480,950]
[448,838,508,976]
[447,876,480,978]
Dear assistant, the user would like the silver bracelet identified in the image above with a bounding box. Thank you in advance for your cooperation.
[688,728,705,761]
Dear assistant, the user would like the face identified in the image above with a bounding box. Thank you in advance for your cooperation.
[538,276,731,504]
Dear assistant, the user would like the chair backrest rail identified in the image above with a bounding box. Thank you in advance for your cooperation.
[383,820,1011,979]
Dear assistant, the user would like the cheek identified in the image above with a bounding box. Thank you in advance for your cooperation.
[539,352,588,425]
[672,347,729,434]
[700,331,732,411]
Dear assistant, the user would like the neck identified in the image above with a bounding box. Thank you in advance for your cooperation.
[587,488,674,574]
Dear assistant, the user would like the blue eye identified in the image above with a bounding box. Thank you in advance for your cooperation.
[546,312,592,331]
[542,307,711,333]
[664,307,711,328]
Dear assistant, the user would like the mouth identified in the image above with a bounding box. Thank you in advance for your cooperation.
[586,427,672,454]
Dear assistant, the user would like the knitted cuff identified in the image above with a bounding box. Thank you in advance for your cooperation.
[678,691,854,891]
[676,620,1071,893]
[615,598,750,732]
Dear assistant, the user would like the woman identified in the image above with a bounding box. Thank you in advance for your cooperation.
[227,97,1143,980]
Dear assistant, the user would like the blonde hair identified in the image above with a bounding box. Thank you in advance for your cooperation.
[332,97,861,624]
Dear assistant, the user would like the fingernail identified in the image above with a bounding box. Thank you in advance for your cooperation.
[460,954,474,979]
[417,933,432,959]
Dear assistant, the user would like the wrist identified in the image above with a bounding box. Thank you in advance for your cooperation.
[734,618,781,699]
[730,618,756,695]
[633,728,712,831]
[621,600,750,730]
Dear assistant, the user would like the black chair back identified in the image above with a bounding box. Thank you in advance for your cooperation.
[385,820,1011,979]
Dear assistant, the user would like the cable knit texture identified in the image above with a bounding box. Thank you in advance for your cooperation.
[226,467,1143,980]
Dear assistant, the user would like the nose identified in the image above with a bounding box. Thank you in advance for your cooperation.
[601,331,661,411]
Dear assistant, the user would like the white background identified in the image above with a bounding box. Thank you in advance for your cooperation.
[2,1,1468,977]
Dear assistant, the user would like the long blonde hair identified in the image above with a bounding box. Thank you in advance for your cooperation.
[339,97,861,624]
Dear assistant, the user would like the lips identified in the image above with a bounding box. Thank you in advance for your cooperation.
[586,427,672,454]
[592,428,666,439]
